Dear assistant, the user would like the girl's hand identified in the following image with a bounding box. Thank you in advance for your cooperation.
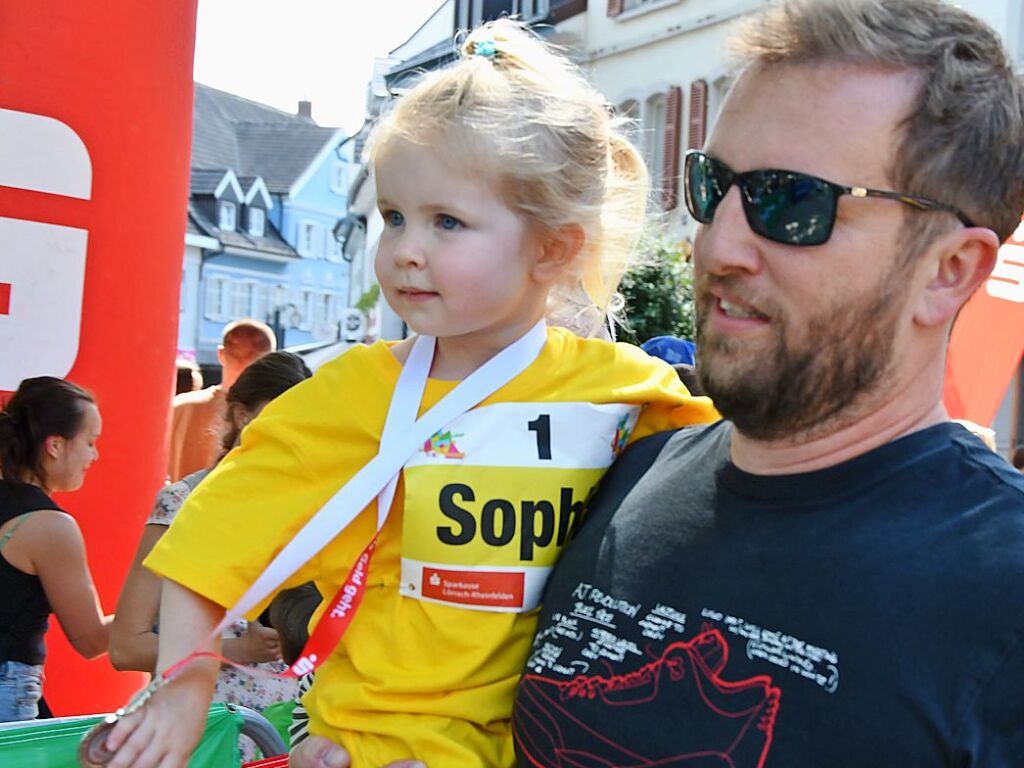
[224,621,282,664]
[103,677,208,768]
[290,734,426,768]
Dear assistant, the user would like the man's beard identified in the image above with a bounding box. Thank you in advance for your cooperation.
[695,274,901,443]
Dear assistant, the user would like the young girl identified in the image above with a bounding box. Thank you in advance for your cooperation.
[106,19,716,768]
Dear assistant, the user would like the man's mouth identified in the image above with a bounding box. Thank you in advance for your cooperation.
[719,298,767,320]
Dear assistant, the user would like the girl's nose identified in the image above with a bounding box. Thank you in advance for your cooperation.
[393,232,427,268]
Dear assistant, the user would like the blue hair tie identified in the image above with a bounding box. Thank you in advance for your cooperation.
[474,39,497,58]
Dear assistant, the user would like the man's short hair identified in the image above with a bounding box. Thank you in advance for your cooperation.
[221,318,276,361]
[731,0,1024,245]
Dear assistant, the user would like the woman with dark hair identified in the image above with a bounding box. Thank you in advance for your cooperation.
[110,352,312,750]
[0,376,110,721]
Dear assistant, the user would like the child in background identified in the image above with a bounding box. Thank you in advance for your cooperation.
[107,19,716,768]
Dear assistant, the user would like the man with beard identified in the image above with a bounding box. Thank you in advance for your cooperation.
[511,1,1024,766]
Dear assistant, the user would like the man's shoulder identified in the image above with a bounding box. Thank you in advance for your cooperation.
[600,421,728,492]
[171,385,222,410]
[906,423,1024,515]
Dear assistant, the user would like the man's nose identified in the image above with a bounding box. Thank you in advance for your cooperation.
[694,186,765,276]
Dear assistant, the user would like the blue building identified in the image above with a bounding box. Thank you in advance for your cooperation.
[178,84,356,367]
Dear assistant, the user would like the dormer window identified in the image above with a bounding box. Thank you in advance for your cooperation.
[248,207,266,238]
[219,201,237,231]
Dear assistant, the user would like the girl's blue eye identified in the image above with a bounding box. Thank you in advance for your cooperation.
[384,210,404,227]
[438,214,461,231]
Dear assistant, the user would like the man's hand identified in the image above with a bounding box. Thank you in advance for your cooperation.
[290,734,426,768]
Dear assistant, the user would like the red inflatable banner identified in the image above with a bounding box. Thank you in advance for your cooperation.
[0,2,198,713]
[944,216,1024,427]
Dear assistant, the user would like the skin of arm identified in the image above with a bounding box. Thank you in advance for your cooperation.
[105,580,223,768]
[23,510,112,659]
[109,524,165,671]
[110,524,281,672]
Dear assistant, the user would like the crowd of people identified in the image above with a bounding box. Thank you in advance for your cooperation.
[2,1,1024,767]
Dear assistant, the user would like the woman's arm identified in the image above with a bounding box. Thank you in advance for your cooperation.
[109,523,167,672]
[30,510,111,659]
[106,580,222,768]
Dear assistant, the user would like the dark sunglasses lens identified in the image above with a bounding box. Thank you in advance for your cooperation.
[743,171,837,246]
[685,153,725,223]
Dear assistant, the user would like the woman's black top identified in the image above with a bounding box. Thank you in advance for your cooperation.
[0,481,58,665]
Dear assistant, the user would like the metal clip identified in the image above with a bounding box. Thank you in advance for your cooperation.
[77,676,169,767]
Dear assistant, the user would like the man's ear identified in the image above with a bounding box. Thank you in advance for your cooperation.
[531,224,586,285]
[216,345,226,367]
[914,226,1000,328]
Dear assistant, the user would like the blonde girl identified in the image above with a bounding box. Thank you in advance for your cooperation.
[105,19,715,768]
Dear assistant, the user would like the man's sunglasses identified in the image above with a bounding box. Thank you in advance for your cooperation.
[683,151,974,247]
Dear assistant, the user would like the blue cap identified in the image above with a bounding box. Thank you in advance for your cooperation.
[640,336,696,366]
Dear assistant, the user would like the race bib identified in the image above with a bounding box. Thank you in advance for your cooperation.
[400,401,640,612]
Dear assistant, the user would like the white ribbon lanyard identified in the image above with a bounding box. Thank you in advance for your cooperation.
[214,320,548,634]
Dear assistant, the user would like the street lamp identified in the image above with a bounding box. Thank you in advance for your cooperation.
[269,285,299,350]
[332,214,367,264]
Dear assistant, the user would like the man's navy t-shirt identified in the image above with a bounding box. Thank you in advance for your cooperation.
[514,422,1024,766]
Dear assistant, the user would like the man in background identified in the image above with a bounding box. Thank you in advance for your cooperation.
[167,318,275,481]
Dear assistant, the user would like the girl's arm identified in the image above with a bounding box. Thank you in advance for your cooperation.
[109,524,166,671]
[30,510,111,659]
[106,580,222,768]
[111,519,280,672]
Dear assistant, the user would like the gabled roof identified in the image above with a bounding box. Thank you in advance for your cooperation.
[191,83,342,194]
[187,201,298,260]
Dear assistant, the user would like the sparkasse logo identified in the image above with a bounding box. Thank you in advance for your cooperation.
[0,107,92,391]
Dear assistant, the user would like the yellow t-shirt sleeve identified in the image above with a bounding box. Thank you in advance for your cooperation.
[145,348,389,615]
[630,355,718,440]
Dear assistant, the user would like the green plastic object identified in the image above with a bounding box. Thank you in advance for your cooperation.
[258,700,295,747]
[0,703,242,767]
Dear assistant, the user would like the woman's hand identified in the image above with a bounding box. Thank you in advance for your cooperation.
[223,621,282,665]
[290,734,426,768]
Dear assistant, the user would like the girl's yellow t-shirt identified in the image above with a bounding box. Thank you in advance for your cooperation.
[145,327,717,767]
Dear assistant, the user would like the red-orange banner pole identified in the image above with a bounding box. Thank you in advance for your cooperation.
[944,216,1024,427]
[0,1,198,713]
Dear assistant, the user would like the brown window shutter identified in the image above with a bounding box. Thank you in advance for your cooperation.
[687,79,708,150]
[661,86,682,211]
[608,0,624,17]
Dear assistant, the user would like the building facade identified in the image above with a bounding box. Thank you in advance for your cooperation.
[178,84,357,367]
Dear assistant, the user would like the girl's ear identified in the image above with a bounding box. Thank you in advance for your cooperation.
[44,436,63,459]
[232,406,253,431]
[532,224,585,285]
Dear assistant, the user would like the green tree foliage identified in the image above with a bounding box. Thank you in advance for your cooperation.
[355,284,381,313]
[618,236,696,344]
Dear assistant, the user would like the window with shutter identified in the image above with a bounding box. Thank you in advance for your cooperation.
[688,79,708,151]
[204,277,223,321]
[607,0,624,17]
[660,86,682,211]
